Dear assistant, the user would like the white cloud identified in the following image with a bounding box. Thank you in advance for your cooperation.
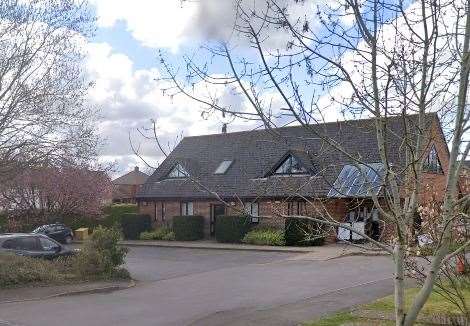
[86,42,258,173]
[89,0,316,51]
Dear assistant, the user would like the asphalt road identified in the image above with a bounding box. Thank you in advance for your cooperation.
[0,247,395,326]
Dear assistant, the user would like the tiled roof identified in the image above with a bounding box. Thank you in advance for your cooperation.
[113,167,149,185]
[138,114,439,200]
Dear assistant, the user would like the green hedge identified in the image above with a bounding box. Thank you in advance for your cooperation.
[284,216,326,246]
[172,216,204,241]
[101,204,138,227]
[120,214,152,240]
[215,215,251,243]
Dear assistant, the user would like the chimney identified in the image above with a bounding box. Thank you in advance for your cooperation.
[222,123,227,134]
[134,166,139,172]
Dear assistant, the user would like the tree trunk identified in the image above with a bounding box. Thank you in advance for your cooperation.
[394,244,406,326]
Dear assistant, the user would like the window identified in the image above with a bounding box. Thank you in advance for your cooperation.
[14,237,40,251]
[214,160,233,174]
[181,202,194,216]
[2,239,18,249]
[244,202,259,223]
[161,202,166,222]
[167,163,189,178]
[327,163,384,198]
[287,201,306,215]
[423,145,443,173]
[39,237,60,252]
[273,155,307,175]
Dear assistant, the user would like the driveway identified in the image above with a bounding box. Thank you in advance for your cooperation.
[0,247,395,326]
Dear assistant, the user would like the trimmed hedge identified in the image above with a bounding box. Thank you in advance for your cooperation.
[172,216,204,241]
[215,215,251,243]
[120,213,152,240]
[284,216,326,246]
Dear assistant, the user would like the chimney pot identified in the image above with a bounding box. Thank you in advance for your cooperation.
[134,166,139,172]
[222,123,227,134]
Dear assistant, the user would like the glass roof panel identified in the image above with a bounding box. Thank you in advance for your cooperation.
[328,163,384,198]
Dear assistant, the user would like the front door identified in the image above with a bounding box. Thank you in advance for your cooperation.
[210,204,225,236]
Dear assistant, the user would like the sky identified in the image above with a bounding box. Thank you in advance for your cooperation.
[87,1,272,176]
[84,0,464,177]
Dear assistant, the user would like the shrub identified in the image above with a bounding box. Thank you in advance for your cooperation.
[0,253,63,287]
[284,216,326,246]
[172,216,204,241]
[140,227,175,241]
[215,215,251,243]
[101,204,138,227]
[119,213,152,240]
[73,226,128,277]
[242,228,285,246]
[56,215,99,232]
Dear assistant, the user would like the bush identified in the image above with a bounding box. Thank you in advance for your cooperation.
[74,226,128,277]
[140,227,175,241]
[119,213,152,240]
[215,215,251,243]
[56,215,99,232]
[101,204,138,227]
[242,228,285,246]
[284,216,326,246]
[172,216,204,241]
[0,253,64,287]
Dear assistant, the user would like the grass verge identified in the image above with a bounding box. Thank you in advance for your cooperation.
[304,285,470,325]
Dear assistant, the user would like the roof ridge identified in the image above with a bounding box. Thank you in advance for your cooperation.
[182,113,434,140]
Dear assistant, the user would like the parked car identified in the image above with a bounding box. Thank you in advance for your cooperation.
[0,233,77,259]
[32,223,74,244]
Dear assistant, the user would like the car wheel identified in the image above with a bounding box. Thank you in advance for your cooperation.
[65,236,73,244]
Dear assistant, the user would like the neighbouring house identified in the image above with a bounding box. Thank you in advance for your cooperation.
[137,114,451,241]
[112,167,149,204]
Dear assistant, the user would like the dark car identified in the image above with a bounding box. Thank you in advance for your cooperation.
[0,233,77,259]
[32,223,74,244]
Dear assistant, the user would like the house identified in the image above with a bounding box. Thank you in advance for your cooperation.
[136,114,450,241]
[112,167,149,204]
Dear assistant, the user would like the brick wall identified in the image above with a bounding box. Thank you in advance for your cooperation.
[139,198,350,242]
[417,118,450,203]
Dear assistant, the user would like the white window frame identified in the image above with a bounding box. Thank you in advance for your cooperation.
[244,202,259,223]
[181,202,194,216]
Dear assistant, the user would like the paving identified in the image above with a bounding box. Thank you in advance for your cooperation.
[0,246,395,326]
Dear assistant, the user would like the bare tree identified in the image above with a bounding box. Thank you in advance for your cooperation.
[0,0,98,182]
[134,0,470,324]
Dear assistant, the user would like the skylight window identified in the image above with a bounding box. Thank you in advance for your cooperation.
[273,155,307,175]
[328,163,384,198]
[167,163,189,178]
[214,160,233,174]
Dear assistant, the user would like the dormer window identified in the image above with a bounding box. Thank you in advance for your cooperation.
[214,160,233,174]
[273,154,307,175]
[166,163,189,178]
[423,145,443,173]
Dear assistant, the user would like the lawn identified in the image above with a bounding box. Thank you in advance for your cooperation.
[305,284,470,326]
